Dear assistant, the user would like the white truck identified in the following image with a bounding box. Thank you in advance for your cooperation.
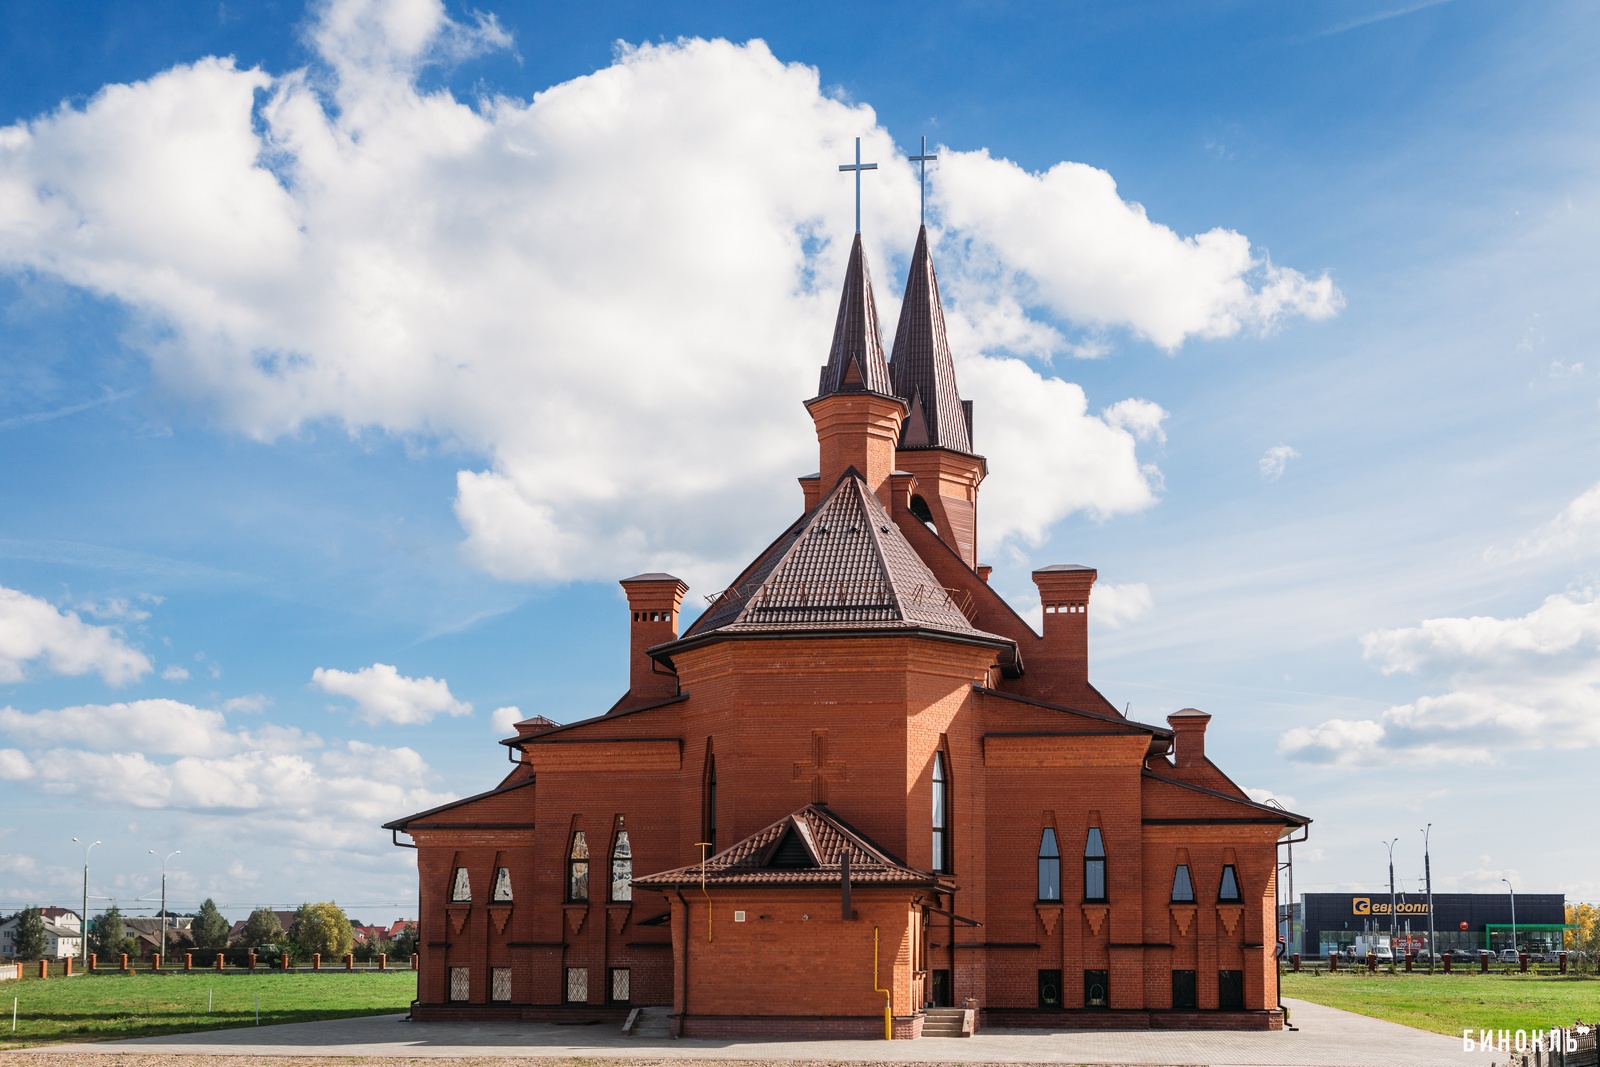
[1352,935,1394,961]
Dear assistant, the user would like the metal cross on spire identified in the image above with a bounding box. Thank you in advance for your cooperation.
[908,136,938,225]
[838,136,878,235]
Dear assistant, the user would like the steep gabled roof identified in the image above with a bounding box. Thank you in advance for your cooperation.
[816,233,895,398]
[889,225,972,453]
[382,775,536,831]
[1141,769,1313,829]
[678,472,1009,646]
[633,804,945,889]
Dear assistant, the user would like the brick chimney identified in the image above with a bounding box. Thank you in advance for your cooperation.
[1166,708,1211,769]
[618,573,688,710]
[1031,564,1097,683]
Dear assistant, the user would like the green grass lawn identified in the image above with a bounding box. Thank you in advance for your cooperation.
[1281,969,1600,1037]
[0,969,416,1049]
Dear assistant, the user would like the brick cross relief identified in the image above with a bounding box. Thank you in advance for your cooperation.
[793,729,847,804]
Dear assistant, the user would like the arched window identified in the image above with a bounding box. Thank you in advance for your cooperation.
[610,827,632,902]
[450,867,471,902]
[1170,864,1194,903]
[931,751,950,872]
[910,495,936,530]
[1218,864,1241,903]
[1083,827,1106,902]
[492,866,513,902]
[567,830,589,903]
[703,748,717,853]
[1037,828,1061,901]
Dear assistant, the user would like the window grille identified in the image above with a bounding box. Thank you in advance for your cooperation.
[1084,969,1109,1008]
[491,967,512,1002]
[492,866,513,902]
[610,967,631,1003]
[565,966,588,1003]
[1171,969,1197,1009]
[450,867,471,902]
[448,966,470,1002]
[1084,827,1106,902]
[1037,827,1061,901]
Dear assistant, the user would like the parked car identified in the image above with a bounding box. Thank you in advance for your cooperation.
[1498,949,1520,963]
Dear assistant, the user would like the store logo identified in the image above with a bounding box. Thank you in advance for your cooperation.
[1351,897,1428,915]
[1353,898,1371,915]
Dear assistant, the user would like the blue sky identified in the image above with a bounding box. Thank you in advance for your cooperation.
[1,0,1596,922]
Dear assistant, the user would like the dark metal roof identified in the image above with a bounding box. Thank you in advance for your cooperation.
[816,233,895,398]
[1033,563,1096,573]
[383,775,536,830]
[682,472,1009,643]
[889,225,972,454]
[621,572,684,583]
[633,804,944,889]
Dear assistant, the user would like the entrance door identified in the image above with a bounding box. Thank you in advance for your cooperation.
[930,969,951,1007]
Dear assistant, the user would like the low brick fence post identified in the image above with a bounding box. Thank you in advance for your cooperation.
[184,953,193,971]
[1405,954,1413,972]
[312,952,321,971]
[38,960,49,979]
[119,953,129,972]
[1290,953,1300,972]
[1366,952,1376,973]
[153,952,162,972]
[64,957,73,976]
[1559,952,1568,974]
[215,953,225,972]
[1479,951,1489,973]
[1327,953,1337,972]
[248,952,257,971]
[344,953,354,972]
[1443,954,1452,973]
[410,953,418,971]
[89,952,97,972]
[1519,952,1528,973]
[280,953,289,971]
[378,953,387,971]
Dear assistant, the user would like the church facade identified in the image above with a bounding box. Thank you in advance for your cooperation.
[387,221,1309,1036]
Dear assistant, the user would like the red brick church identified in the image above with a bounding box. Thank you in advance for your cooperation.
[387,216,1309,1036]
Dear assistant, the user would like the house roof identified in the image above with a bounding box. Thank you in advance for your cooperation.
[383,775,536,831]
[890,225,972,454]
[677,472,1011,648]
[1141,769,1313,828]
[634,804,946,890]
[815,233,895,399]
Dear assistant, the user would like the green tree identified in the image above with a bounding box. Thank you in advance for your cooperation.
[89,905,125,957]
[191,898,230,949]
[392,922,418,959]
[289,901,353,959]
[13,906,47,960]
[237,907,285,950]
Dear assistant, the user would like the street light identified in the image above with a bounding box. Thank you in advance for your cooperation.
[148,850,180,958]
[71,838,101,969]
[1382,838,1395,966]
[1420,824,1435,973]
[1501,876,1517,957]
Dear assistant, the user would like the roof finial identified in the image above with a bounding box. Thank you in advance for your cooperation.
[838,136,878,235]
[908,136,938,226]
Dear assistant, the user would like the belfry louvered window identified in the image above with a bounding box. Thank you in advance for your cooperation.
[1037,828,1061,901]
[1218,864,1242,903]
[931,751,950,872]
[610,828,632,902]
[567,831,589,903]
[1084,827,1107,903]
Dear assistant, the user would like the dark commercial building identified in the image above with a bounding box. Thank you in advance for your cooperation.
[1301,892,1567,957]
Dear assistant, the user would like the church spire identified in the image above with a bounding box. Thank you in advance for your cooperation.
[889,225,973,454]
[816,232,895,398]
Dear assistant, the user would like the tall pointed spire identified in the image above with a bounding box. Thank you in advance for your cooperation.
[889,225,972,454]
[816,233,895,398]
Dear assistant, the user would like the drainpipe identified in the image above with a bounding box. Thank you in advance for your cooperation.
[873,926,891,1040]
[673,890,691,1027]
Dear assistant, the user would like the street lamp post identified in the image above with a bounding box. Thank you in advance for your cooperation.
[1501,877,1517,957]
[149,850,180,958]
[1384,838,1399,967]
[1421,824,1435,973]
[71,837,101,969]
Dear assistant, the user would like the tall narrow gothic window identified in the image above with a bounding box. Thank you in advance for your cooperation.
[1037,828,1061,901]
[450,867,471,902]
[492,866,513,902]
[931,751,950,872]
[1218,864,1242,903]
[610,827,632,902]
[703,750,717,853]
[1083,827,1107,902]
[1171,864,1194,903]
[567,831,589,903]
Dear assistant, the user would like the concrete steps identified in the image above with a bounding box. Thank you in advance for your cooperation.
[920,1007,971,1037]
[622,1005,673,1039]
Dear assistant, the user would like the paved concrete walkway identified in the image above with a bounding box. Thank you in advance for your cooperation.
[17,999,1491,1067]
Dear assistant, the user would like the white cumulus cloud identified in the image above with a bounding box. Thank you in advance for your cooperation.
[490,705,522,734]
[1280,589,1600,766]
[312,662,472,725]
[0,748,32,781]
[1093,581,1155,628]
[0,1,1339,588]
[0,585,151,685]
[1489,479,1600,562]
[1259,444,1300,481]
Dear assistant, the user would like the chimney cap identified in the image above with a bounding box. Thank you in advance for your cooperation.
[1032,563,1096,574]
[621,572,685,584]
[1168,707,1211,721]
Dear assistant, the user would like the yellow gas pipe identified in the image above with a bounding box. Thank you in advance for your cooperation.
[873,926,891,1040]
